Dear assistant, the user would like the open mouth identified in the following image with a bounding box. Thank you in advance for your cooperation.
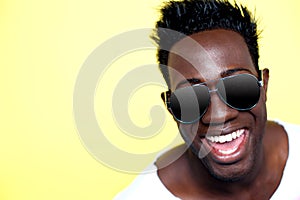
[201,129,249,163]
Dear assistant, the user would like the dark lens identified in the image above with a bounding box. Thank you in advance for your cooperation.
[170,85,210,123]
[217,74,260,110]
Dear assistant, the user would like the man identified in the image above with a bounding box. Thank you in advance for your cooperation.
[115,0,300,199]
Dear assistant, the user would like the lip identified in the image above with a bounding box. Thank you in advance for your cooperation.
[200,128,250,164]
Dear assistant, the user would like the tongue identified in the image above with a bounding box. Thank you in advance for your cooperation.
[210,134,245,151]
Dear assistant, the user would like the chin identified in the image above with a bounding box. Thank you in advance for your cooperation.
[202,156,255,182]
[192,132,263,183]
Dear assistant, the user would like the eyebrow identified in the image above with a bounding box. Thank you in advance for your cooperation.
[175,68,253,89]
[220,68,252,77]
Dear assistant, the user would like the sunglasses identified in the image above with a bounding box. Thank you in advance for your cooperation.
[161,73,263,124]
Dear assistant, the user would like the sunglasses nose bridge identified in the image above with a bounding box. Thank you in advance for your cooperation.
[208,88,218,93]
[201,87,237,124]
[208,88,227,108]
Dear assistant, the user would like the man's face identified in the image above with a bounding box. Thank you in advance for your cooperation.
[167,29,269,181]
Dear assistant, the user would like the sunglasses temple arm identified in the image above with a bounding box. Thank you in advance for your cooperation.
[257,70,264,87]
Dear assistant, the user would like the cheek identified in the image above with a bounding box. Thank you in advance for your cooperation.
[248,102,267,138]
[251,88,268,120]
[178,123,199,144]
[255,99,267,119]
[179,123,205,157]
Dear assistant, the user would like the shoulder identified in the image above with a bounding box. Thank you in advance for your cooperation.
[274,120,300,137]
[266,120,300,150]
[264,120,300,150]
[264,120,289,163]
[268,119,300,133]
[269,120,300,200]
[272,119,300,162]
[114,164,180,200]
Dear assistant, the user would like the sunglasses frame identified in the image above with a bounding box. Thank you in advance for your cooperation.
[161,73,263,124]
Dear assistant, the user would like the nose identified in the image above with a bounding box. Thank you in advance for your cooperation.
[201,91,238,125]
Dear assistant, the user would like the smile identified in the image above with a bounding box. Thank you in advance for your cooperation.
[206,129,245,144]
[201,129,249,162]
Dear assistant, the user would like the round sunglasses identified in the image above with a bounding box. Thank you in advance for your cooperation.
[161,73,263,124]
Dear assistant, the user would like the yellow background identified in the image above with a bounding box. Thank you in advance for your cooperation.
[1,0,299,199]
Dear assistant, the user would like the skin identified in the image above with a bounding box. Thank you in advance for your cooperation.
[156,29,289,200]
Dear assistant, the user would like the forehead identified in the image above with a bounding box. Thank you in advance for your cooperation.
[167,29,256,90]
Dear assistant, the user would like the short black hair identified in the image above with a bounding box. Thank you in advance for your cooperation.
[151,0,260,87]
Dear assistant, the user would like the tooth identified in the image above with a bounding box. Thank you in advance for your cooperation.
[226,134,233,142]
[210,136,215,142]
[240,129,245,135]
[218,147,238,155]
[232,131,237,139]
[237,130,241,137]
[240,129,244,136]
[206,136,214,142]
[218,137,223,143]
[219,135,226,143]
[214,136,219,143]
[222,135,227,143]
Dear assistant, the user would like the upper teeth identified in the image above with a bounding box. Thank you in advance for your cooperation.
[206,129,245,143]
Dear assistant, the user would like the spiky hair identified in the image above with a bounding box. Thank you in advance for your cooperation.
[151,0,260,87]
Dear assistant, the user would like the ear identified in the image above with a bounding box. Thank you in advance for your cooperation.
[161,91,172,114]
[262,68,269,101]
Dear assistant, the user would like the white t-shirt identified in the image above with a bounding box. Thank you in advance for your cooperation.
[114,121,300,200]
